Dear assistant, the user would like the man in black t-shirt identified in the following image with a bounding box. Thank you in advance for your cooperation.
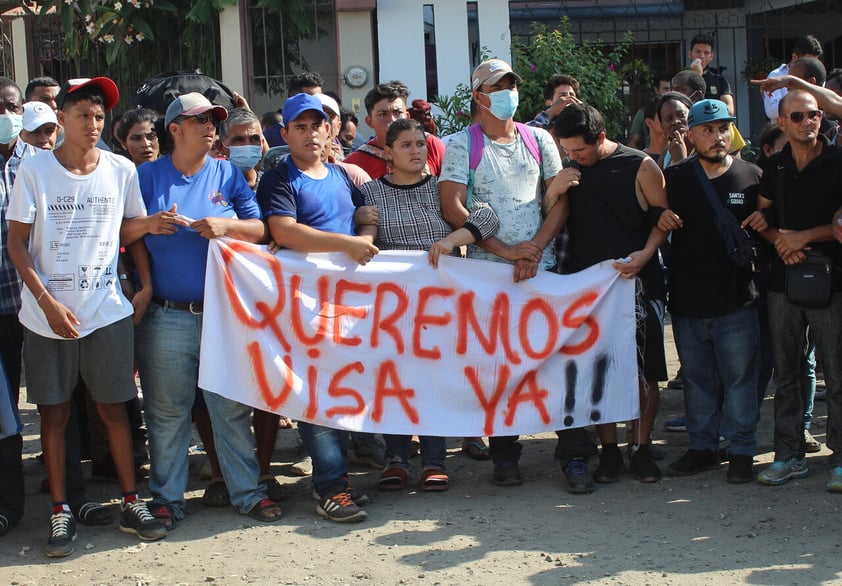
[660,99,761,483]
[688,33,734,115]
[748,89,842,492]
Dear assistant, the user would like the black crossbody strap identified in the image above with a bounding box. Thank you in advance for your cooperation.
[691,158,727,216]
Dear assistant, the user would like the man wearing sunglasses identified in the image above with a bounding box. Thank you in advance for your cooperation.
[124,93,283,528]
[746,89,842,493]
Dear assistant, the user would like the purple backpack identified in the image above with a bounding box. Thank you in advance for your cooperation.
[465,122,542,206]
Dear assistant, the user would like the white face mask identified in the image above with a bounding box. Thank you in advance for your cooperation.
[0,113,22,144]
[480,89,519,121]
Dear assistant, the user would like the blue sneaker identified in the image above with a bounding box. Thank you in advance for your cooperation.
[757,457,809,486]
[827,467,842,493]
[664,416,686,432]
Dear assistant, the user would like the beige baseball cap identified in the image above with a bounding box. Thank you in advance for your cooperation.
[471,59,522,91]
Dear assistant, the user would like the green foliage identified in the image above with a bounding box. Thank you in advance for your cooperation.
[433,83,473,137]
[512,19,632,138]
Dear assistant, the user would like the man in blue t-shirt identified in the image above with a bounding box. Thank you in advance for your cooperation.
[258,93,377,523]
[125,93,282,528]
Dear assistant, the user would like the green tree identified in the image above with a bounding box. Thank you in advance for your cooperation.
[512,19,632,138]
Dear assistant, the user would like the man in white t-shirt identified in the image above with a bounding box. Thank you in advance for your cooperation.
[7,77,169,557]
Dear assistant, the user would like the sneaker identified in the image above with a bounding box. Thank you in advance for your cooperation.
[316,491,368,523]
[827,467,842,493]
[629,444,662,482]
[593,444,624,483]
[562,459,594,494]
[349,433,386,469]
[312,476,370,506]
[727,455,755,484]
[664,416,687,432]
[119,500,168,541]
[804,430,822,454]
[290,455,313,476]
[666,449,720,476]
[492,460,523,486]
[45,511,77,558]
[757,457,809,486]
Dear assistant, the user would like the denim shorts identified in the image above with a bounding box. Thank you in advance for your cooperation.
[24,315,137,406]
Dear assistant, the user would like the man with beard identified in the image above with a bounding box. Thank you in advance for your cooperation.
[660,99,762,483]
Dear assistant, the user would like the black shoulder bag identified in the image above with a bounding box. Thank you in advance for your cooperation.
[692,159,761,272]
[775,171,833,308]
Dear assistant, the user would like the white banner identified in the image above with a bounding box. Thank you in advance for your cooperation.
[199,240,639,436]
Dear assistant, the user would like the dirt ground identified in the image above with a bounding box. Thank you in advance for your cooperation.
[1,323,841,586]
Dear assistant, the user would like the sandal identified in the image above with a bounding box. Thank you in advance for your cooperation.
[378,466,408,491]
[0,513,9,537]
[202,478,230,507]
[259,474,284,501]
[421,468,450,492]
[278,416,294,429]
[461,438,491,461]
[72,501,113,526]
[149,503,176,531]
[247,498,282,522]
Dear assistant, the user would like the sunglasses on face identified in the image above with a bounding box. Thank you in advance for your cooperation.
[787,110,821,123]
[188,113,217,126]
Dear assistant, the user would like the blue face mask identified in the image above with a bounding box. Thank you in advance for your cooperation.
[227,144,263,171]
[481,89,519,121]
[0,113,22,144]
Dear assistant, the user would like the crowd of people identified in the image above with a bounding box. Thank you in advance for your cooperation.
[0,30,841,560]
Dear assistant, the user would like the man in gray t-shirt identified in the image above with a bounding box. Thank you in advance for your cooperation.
[439,58,597,494]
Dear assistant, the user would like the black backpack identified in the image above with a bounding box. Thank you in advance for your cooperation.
[132,70,236,113]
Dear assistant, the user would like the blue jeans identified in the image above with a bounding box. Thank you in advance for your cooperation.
[768,293,842,466]
[135,303,267,517]
[296,422,350,496]
[673,307,759,457]
[384,435,446,469]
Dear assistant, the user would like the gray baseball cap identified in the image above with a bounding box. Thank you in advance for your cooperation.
[164,92,229,128]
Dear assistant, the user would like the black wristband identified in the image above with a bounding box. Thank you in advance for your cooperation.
[463,222,483,243]
[646,206,666,228]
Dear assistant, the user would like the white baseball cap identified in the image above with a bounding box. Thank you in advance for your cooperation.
[22,101,58,132]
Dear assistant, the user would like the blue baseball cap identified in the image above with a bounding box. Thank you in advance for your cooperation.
[281,93,327,127]
[688,99,735,128]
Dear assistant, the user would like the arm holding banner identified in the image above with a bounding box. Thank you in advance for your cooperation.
[440,179,543,264]
[266,215,379,265]
[615,157,670,278]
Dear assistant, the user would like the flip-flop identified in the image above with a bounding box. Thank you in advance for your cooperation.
[72,502,113,526]
[247,498,282,522]
[379,466,408,491]
[461,440,491,461]
[259,474,284,501]
[421,469,449,491]
[202,478,230,507]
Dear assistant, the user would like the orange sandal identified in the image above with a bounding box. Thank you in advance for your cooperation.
[421,468,449,491]
[379,466,408,491]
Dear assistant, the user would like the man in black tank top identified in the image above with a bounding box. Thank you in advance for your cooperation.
[550,104,675,487]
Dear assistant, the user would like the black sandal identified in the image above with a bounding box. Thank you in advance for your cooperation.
[247,498,282,522]
[72,501,113,526]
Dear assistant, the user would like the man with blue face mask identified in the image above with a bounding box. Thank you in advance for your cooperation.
[439,59,591,492]
[216,108,266,190]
